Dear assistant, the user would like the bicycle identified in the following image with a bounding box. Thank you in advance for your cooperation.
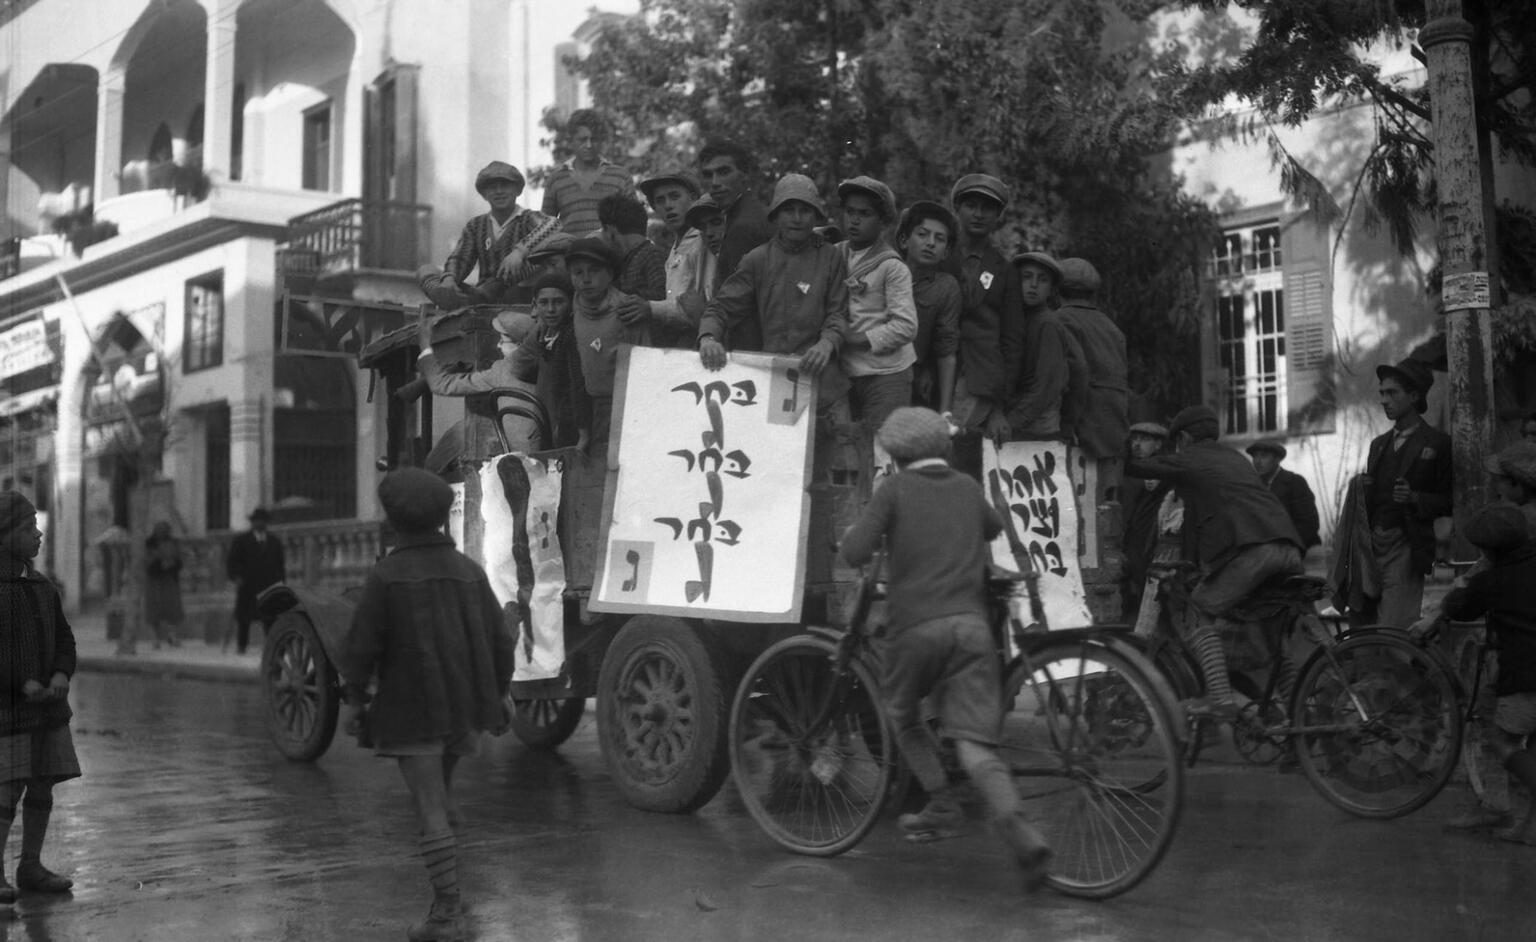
[1133,559,1464,819]
[726,483,1186,900]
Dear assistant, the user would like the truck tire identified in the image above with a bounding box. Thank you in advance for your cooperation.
[262,612,340,762]
[510,697,587,750]
[597,616,731,813]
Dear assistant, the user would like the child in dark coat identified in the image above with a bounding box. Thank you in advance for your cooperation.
[838,408,1051,889]
[341,470,514,941]
[1,491,80,904]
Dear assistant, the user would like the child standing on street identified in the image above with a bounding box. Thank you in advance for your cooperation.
[1,491,80,905]
[341,470,514,942]
[837,408,1052,889]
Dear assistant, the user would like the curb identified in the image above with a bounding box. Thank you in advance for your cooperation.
[74,654,260,686]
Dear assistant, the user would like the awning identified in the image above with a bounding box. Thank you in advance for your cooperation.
[0,385,59,418]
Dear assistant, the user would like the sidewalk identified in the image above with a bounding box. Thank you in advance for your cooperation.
[70,611,261,685]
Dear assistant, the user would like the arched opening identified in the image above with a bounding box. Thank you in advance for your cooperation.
[117,0,207,195]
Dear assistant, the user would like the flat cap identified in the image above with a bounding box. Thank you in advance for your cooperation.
[1486,441,1536,490]
[837,175,897,221]
[684,193,723,230]
[878,407,951,462]
[767,174,827,220]
[949,173,1011,210]
[1012,251,1062,281]
[493,309,536,343]
[1245,438,1287,459]
[1129,422,1169,438]
[639,169,702,199]
[1466,503,1529,553]
[378,468,454,533]
[1058,258,1101,294]
[475,160,525,194]
[564,237,620,274]
[1168,404,1220,439]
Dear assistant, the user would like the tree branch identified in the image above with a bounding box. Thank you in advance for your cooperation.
[1363,75,1432,122]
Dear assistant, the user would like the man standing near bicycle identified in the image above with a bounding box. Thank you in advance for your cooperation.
[1124,405,1304,723]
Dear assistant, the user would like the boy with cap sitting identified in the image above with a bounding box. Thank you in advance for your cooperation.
[417,161,559,309]
[839,407,1052,888]
[896,201,961,416]
[1442,503,1536,846]
[639,170,713,348]
[836,175,917,438]
[697,174,850,401]
[566,237,652,449]
[342,469,514,942]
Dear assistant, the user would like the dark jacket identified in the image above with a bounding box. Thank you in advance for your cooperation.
[1127,439,1302,572]
[713,191,773,334]
[1443,544,1536,695]
[1262,466,1321,549]
[1364,420,1453,575]
[941,240,1024,406]
[1,563,76,735]
[1056,300,1129,458]
[1121,475,1175,599]
[226,530,286,620]
[341,533,514,747]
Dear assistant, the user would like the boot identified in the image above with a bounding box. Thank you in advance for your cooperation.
[15,861,73,893]
[998,812,1053,891]
[406,894,464,942]
[898,789,964,839]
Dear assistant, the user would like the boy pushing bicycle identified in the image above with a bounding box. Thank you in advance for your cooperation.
[838,406,1052,889]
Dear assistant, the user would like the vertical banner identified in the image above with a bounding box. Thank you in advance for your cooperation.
[479,454,566,682]
[447,482,466,549]
[591,347,813,621]
[983,440,1093,628]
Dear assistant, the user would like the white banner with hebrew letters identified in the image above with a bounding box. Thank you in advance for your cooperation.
[983,439,1093,628]
[479,454,566,681]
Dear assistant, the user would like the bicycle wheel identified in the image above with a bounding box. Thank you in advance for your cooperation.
[729,634,897,856]
[1290,630,1462,819]
[1001,636,1184,899]
[1451,628,1489,804]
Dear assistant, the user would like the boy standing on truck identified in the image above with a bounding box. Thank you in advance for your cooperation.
[835,175,917,438]
[566,238,651,450]
[341,469,514,942]
[838,407,1052,889]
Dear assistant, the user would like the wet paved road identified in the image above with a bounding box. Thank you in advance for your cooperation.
[2,672,1533,942]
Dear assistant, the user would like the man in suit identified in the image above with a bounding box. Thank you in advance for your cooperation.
[1126,405,1304,721]
[1245,439,1321,555]
[226,507,286,655]
[1363,359,1453,628]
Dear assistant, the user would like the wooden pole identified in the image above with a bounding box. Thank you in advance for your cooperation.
[1421,2,1495,561]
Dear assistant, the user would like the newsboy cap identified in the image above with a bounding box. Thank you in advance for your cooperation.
[378,468,454,533]
[1466,503,1529,553]
[1486,441,1536,491]
[1129,421,1168,439]
[1168,404,1220,440]
[878,407,952,462]
[767,174,827,220]
[837,175,897,221]
[1376,358,1434,413]
[1245,438,1287,459]
[949,173,1011,210]
[475,161,525,194]
[684,193,723,230]
[492,309,536,344]
[1012,251,1062,282]
[639,169,702,200]
[564,237,621,275]
[1058,258,1102,294]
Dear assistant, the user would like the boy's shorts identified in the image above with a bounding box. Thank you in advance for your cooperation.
[1494,692,1536,738]
[880,612,1001,746]
[376,731,482,759]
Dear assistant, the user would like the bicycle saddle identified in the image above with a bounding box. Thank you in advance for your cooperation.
[1250,573,1329,603]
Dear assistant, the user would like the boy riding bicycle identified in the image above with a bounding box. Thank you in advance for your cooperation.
[838,406,1052,889]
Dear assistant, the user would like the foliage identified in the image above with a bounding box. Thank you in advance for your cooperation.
[49,207,119,257]
[556,0,1218,417]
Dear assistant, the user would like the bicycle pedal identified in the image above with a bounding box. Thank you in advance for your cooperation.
[903,828,961,844]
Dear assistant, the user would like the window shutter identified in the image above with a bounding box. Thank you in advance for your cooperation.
[1280,213,1335,433]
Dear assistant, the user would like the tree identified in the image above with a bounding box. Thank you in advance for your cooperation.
[556,0,1220,418]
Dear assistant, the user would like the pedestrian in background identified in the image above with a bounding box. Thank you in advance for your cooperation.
[1,491,80,904]
[143,521,185,649]
[341,469,513,942]
[225,507,285,655]
[1245,439,1321,555]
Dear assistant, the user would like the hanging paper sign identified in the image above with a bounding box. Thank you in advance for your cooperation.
[591,347,813,622]
[479,453,566,681]
[983,439,1093,628]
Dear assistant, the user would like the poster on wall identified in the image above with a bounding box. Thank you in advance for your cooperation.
[591,347,814,622]
[478,454,566,682]
[982,439,1093,629]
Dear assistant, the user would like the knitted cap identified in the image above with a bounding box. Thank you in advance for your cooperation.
[1466,503,1529,553]
[1058,258,1101,294]
[378,468,454,533]
[949,173,1011,210]
[493,309,537,343]
[837,175,897,221]
[767,174,827,220]
[475,160,525,194]
[0,490,38,543]
[877,407,952,462]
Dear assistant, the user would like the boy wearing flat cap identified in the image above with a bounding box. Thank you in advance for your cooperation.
[640,170,713,348]
[1359,358,1452,628]
[1004,251,1084,443]
[566,237,653,450]
[1443,504,1536,847]
[1245,439,1321,553]
[836,175,918,438]
[342,469,514,942]
[418,160,558,309]
[838,408,1052,888]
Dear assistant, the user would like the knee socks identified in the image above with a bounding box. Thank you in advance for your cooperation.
[419,830,459,902]
[1187,625,1233,703]
[20,792,52,864]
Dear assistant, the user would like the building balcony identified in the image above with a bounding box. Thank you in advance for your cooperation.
[278,198,432,302]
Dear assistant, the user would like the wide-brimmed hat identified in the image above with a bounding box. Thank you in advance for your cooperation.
[767,174,827,220]
[949,173,1011,210]
[1486,441,1536,490]
[1168,404,1220,440]
[1011,251,1062,282]
[475,161,525,195]
[378,468,454,533]
[564,237,620,274]
[684,193,723,230]
[1245,438,1287,459]
[1129,421,1168,439]
[878,407,951,462]
[1058,258,1102,294]
[1466,503,1529,553]
[1376,358,1434,413]
[837,175,896,221]
[639,169,702,200]
[896,200,959,244]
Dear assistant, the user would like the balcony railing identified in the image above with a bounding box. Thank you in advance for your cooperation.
[280,198,431,285]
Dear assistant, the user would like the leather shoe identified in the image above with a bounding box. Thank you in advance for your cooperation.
[15,862,73,894]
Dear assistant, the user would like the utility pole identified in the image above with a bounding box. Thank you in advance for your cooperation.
[1421,1,1495,561]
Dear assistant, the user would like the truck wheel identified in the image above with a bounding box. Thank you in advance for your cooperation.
[597,616,731,813]
[511,697,586,750]
[262,612,340,762]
